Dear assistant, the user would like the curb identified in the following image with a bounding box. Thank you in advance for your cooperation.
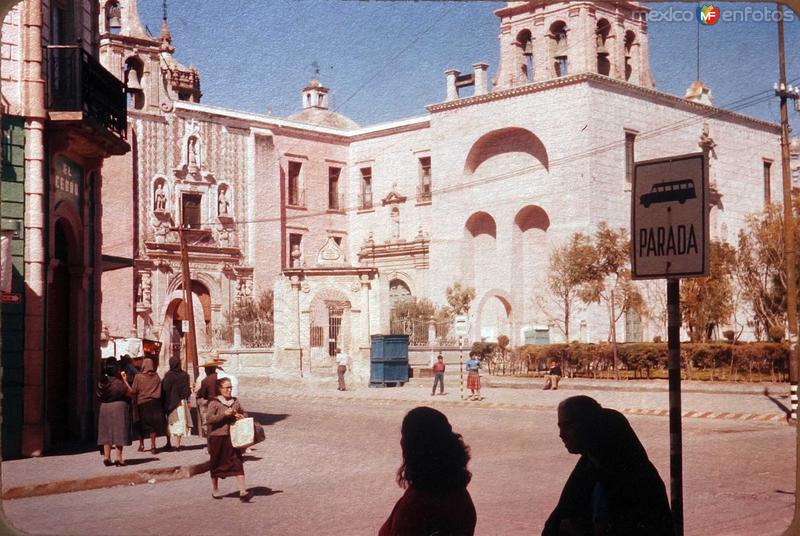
[1,461,210,500]
[248,390,789,425]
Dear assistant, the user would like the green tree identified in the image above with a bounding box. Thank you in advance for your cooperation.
[446,281,476,315]
[577,223,641,373]
[391,296,435,323]
[681,240,737,342]
[536,232,595,341]
[736,197,800,340]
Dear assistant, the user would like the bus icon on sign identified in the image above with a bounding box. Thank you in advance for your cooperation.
[639,179,697,208]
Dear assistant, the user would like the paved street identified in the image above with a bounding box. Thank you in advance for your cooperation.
[2,384,795,536]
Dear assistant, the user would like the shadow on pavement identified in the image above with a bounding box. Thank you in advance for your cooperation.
[171,443,205,452]
[250,486,283,497]
[122,457,158,466]
[249,412,289,426]
[218,487,282,499]
[763,388,791,418]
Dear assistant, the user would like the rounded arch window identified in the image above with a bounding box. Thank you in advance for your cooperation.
[124,56,145,110]
[596,19,611,76]
[106,1,122,34]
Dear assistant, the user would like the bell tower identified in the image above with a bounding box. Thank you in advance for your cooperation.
[98,0,201,114]
[494,1,654,90]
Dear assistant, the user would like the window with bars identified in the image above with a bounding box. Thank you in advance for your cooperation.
[625,132,636,187]
[418,156,431,202]
[288,161,303,206]
[328,166,341,210]
[360,167,373,209]
[763,160,772,206]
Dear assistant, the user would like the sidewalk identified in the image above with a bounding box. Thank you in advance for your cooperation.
[1,435,210,500]
[1,375,790,501]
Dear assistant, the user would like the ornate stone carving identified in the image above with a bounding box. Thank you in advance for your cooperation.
[291,244,302,268]
[316,236,346,267]
[137,270,152,307]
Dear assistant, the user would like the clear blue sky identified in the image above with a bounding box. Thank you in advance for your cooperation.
[137,1,800,128]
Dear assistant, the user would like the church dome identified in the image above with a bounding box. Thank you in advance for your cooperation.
[287,107,360,130]
[287,79,360,130]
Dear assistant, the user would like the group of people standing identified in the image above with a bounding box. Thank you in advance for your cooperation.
[379,396,673,536]
[96,355,195,465]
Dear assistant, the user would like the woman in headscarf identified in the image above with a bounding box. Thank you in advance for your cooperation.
[97,359,133,466]
[206,377,250,501]
[130,357,166,454]
[161,355,191,451]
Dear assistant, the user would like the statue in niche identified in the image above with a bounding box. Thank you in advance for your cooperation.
[141,271,152,307]
[154,182,167,212]
[218,188,230,216]
[187,136,199,169]
[291,244,302,268]
[136,274,144,304]
[391,206,400,241]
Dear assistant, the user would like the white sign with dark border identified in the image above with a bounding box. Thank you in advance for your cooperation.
[631,153,708,279]
[454,314,469,337]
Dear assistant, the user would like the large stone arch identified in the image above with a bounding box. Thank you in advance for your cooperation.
[474,289,515,345]
[159,276,216,365]
[464,127,549,176]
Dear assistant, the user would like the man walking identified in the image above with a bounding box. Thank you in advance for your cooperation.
[431,354,446,396]
[335,347,349,391]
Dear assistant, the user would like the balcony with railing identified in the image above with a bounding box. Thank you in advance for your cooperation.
[46,45,128,152]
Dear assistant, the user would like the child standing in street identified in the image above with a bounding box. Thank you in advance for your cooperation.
[465,352,482,401]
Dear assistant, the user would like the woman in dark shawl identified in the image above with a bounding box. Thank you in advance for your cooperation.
[97,360,133,466]
[130,357,166,453]
[162,356,192,451]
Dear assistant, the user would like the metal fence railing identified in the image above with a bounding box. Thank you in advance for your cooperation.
[389,318,459,347]
[213,320,274,349]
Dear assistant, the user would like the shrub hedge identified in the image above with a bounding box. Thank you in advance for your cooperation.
[512,342,789,381]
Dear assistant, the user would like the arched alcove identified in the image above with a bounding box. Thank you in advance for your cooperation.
[462,211,498,290]
[511,205,551,328]
[464,127,549,176]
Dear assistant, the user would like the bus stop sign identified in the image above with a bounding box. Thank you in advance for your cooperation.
[631,153,708,279]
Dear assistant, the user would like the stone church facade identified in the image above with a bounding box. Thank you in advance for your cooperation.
[99,1,781,380]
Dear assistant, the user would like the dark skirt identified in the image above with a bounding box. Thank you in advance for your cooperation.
[208,434,244,479]
[138,399,166,435]
[97,400,132,446]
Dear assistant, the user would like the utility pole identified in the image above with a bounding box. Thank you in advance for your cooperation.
[775,2,800,420]
[777,3,800,535]
[176,225,200,385]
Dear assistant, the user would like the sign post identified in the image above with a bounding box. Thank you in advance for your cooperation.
[454,315,468,401]
[632,152,708,536]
